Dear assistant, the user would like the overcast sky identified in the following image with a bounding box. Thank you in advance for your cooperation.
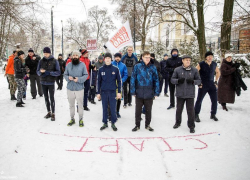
[35,0,248,38]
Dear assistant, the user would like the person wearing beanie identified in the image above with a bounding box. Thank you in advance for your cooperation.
[94,55,105,70]
[25,48,43,99]
[56,53,66,90]
[5,50,18,100]
[36,47,60,121]
[111,52,128,118]
[97,52,122,131]
[65,53,72,65]
[79,49,92,111]
[194,51,220,122]
[160,53,169,97]
[218,53,238,111]
[171,55,201,133]
[14,50,29,107]
[64,51,88,127]
[121,46,138,108]
[165,48,183,110]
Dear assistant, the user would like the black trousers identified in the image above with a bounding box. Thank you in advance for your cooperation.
[56,74,64,89]
[176,97,195,129]
[135,97,153,128]
[123,77,132,105]
[42,84,55,113]
[169,79,176,107]
[89,86,96,101]
[30,74,43,97]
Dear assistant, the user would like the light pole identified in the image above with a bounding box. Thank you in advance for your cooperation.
[133,0,136,52]
[51,6,54,56]
[61,20,64,58]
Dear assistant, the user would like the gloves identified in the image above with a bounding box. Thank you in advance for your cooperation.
[178,78,185,84]
[233,63,240,69]
[186,78,194,84]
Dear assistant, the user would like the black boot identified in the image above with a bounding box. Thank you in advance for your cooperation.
[84,106,90,111]
[173,124,181,129]
[222,105,228,111]
[21,99,25,104]
[190,128,195,133]
[16,102,24,107]
[91,100,96,104]
[11,94,17,100]
[195,114,200,122]
[210,114,218,121]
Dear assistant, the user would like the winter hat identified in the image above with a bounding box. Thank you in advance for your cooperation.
[58,53,63,57]
[72,51,80,56]
[114,53,122,58]
[182,55,192,60]
[164,54,168,57]
[150,53,155,58]
[79,49,88,55]
[28,48,34,53]
[43,47,51,54]
[18,50,25,56]
[98,55,104,60]
[13,50,17,54]
[104,52,112,59]
[225,53,233,59]
[205,51,213,58]
[171,48,178,55]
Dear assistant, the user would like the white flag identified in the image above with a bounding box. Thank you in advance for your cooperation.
[105,21,133,54]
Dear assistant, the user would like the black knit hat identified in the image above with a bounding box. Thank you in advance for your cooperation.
[150,53,155,58]
[28,48,34,53]
[104,52,112,59]
[13,50,17,54]
[58,53,63,57]
[43,47,51,54]
[205,51,213,58]
[114,53,121,58]
[18,50,25,56]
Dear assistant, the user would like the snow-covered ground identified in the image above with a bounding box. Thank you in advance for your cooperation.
[0,72,250,180]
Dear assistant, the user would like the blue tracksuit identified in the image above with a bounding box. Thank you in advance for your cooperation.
[97,64,122,124]
[194,61,218,115]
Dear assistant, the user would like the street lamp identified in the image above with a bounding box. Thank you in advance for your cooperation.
[61,20,64,58]
[51,6,54,56]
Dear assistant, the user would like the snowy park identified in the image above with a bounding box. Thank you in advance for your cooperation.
[0,73,250,180]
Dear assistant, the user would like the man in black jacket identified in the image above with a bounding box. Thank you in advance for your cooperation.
[25,48,43,99]
[56,54,66,90]
[165,48,182,110]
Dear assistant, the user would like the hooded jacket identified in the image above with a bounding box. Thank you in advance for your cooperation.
[165,49,183,77]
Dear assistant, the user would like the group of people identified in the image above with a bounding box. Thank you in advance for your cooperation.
[4,45,247,133]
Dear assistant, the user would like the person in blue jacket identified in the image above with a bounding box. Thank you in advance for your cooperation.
[130,51,160,132]
[37,47,60,121]
[97,52,122,131]
[112,52,128,118]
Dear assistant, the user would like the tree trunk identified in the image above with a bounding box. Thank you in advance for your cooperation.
[196,0,206,61]
[221,0,234,57]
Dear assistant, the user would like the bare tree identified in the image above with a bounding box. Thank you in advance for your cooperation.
[152,0,208,61]
[112,0,155,51]
[220,0,234,56]
[64,18,91,48]
[88,6,115,47]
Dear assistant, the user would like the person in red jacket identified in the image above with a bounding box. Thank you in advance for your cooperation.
[79,49,92,111]
[5,50,18,100]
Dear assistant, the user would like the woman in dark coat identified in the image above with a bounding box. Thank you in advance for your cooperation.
[218,54,236,111]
